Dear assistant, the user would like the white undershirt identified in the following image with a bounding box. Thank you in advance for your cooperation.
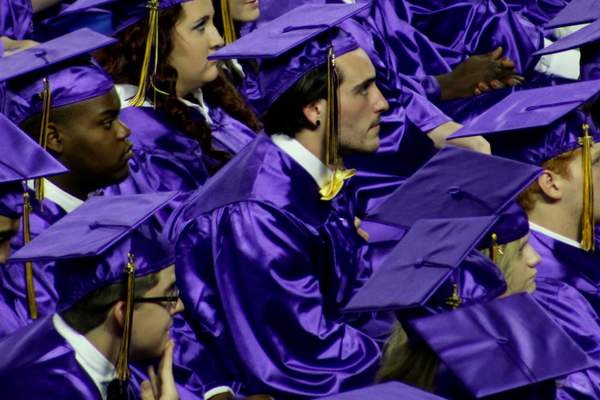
[529,221,582,249]
[270,134,333,188]
[26,179,84,214]
[53,314,116,400]
[115,84,213,124]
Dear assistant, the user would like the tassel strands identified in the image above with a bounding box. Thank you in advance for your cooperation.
[220,0,237,45]
[580,124,595,251]
[446,284,462,310]
[129,0,169,108]
[326,43,340,167]
[35,77,51,207]
[489,233,503,264]
[23,193,37,319]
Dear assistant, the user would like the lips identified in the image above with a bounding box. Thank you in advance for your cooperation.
[123,142,133,159]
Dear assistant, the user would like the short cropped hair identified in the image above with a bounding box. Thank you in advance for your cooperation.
[60,272,160,334]
[263,63,344,137]
[517,149,579,212]
[18,102,81,143]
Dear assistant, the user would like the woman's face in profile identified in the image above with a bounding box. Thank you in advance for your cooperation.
[230,0,260,22]
[506,235,540,295]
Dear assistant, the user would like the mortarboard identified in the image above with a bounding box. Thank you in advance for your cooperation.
[448,82,600,250]
[317,381,448,400]
[545,0,600,29]
[0,112,68,218]
[366,146,543,230]
[209,3,370,169]
[342,208,532,315]
[409,293,594,398]
[0,28,116,204]
[58,0,193,107]
[9,192,179,399]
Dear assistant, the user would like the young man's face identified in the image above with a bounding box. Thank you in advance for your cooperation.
[336,48,389,157]
[0,215,19,265]
[55,87,132,191]
[130,265,184,360]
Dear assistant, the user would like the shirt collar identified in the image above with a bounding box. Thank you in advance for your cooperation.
[27,179,84,214]
[270,134,332,188]
[529,221,583,249]
[53,314,115,400]
[115,84,213,124]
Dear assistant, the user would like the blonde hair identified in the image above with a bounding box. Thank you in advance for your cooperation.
[376,235,528,391]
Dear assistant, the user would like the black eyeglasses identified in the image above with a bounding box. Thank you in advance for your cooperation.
[133,287,180,311]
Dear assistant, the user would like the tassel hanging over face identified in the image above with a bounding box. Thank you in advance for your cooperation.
[35,77,51,208]
[130,0,169,108]
[325,43,340,167]
[580,124,595,251]
[489,233,504,264]
[221,0,237,45]
[22,193,37,320]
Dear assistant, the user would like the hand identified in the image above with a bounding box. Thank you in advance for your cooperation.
[1,37,40,56]
[426,121,491,154]
[141,340,179,400]
[436,47,525,101]
[446,136,491,154]
[354,217,370,242]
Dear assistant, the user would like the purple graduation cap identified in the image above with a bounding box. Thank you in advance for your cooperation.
[8,192,179,399]
[447,82,600,251]
[409,293,594,399]
[366,146,543,229]
[545,0,600,28]
[0,113,68,219]
[316,381,447,400]
[208,3,369,167]
[0,27,116,205]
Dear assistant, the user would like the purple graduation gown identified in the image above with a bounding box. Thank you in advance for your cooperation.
[0,0,33,39]
[167,133,385,399]
[0,315,202,400]
[102,104,257,227]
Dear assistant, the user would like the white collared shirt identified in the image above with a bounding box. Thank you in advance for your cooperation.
[529,221,583,249]
[115,84,213,124]
[270,134,333,188]
[27,179,84,214]
[53,314,115,400]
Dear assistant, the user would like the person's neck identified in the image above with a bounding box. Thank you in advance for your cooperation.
[294,127,328,165]
[85,326,122,366]
[47,174,91,201]
[527,204,582,242]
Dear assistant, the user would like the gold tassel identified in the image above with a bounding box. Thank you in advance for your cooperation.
[326,44,340,167]
[115,253,136,381]
[580,124,595,251]
[130,0,169,108]
[489,233,504,264]
[221,0,237,45]
[35,78,51,208]
[23,193,37,319]
[446,284,462,310]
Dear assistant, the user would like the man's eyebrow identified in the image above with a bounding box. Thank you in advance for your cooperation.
[98,109,120,118]
[352,76,376,93]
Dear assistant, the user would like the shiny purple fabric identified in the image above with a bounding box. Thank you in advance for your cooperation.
[0,316,202,400]
[403,0,544,72]
[0,0,33,39]
[167,133,384,398]
[505,0,570,26]
[0,183,24,219]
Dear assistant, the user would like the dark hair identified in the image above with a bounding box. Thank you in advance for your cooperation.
[60,271,160,334]
[212,0,243,43]
[19,102,81,144]
[263,63,343,137]
[94,4,260,174]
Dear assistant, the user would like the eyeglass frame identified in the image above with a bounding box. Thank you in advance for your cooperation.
[133,287,180,311]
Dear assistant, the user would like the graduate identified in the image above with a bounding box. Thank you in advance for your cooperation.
[0,112,68,338]
[447,81,600,397]
[2,192,195,400]
[0,29,134,321]
[55,0,261,226]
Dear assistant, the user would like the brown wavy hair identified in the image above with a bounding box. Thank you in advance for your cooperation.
[94,4,260,174]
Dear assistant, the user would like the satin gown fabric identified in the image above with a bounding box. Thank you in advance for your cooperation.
[168,133,385,399]
[0,0,33,40]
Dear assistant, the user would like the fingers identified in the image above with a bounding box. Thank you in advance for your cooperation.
[498,56,516,69]
[447,136,491,155]
[489,80,506,90]
[485,46,503,60]
[354,217,362,230]
[507,76,526,86]
[141,381,156,400]
[148,365,159,399]
[158,340,179,400]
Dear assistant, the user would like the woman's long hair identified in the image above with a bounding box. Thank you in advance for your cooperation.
[94,4,260,174]
[376,236,528,391]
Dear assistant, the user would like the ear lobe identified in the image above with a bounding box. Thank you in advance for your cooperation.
[113,301,126,328]
[301,99,325,128]
[537,170,562,200]
[45,122,64,154]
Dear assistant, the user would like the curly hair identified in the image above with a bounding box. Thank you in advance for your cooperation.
[94,4,260,174]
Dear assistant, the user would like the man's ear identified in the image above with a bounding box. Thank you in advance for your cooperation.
[112,300,127,329]
[301,99,326,128]
[45,122,64,155]
[537,170,562,201]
